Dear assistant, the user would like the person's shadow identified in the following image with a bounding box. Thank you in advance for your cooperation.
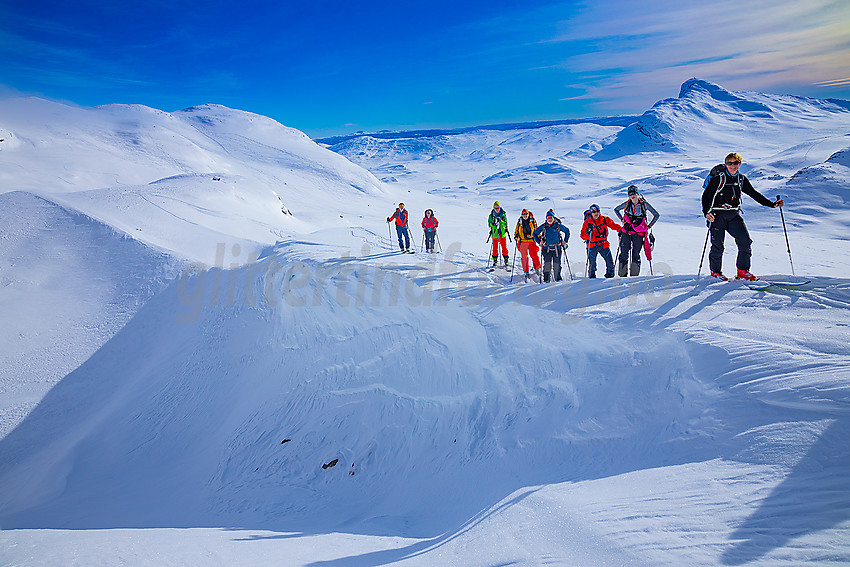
[721,418,850,565]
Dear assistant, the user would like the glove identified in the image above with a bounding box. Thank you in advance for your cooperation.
[386,217,392,223]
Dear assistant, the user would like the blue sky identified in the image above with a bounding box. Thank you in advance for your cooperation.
[1,0,848,138]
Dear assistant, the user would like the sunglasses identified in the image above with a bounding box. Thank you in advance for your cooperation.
[521,212,529,215]
[726,160,741,166]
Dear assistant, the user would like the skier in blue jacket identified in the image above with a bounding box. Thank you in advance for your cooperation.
[532,210,570,282]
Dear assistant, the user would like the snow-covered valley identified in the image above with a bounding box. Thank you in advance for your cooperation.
[1,79,849,566]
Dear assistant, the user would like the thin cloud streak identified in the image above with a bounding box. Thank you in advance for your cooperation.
[815,78,850,87]
[547,0,850,111]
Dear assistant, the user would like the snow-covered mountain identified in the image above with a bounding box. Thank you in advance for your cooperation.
[0,99,386,263]
[595,78,850,160]
[1,80,849,566]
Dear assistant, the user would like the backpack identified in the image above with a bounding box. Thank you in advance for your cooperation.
[583,211,607,240]
[703,164,728,205]
[517,215,536,239]
[626,197,649,223]
[703,164,726,190]
[539,216,564,246]
[704,163,745,211]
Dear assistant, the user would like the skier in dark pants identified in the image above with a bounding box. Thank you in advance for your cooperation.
[615,185,659,276]
[532,210,570,282]
[701,153,783,280]
[387,203,411,252]
[580,204,621,278]
[421,209,439,253]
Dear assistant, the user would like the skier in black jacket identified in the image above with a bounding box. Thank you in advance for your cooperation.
[701,153,783,280]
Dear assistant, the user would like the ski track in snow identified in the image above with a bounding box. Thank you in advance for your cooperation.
[1,80,850,566]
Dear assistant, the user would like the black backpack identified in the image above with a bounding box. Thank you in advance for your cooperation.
[703,163,726,191]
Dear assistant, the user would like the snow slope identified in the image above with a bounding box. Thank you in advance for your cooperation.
[0,98,387,438]
[1,80,849,566]
[0,191,180,439]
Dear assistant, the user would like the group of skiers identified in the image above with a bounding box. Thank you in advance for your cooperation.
[387,153,785,282]
[488,188,659,282]
[387,203,440,254]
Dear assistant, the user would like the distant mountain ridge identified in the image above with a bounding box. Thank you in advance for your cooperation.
[314,115,639,145]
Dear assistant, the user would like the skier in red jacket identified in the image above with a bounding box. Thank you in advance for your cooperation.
[580,204,621,278]
[387,203,411,252]
[421,209,439,253]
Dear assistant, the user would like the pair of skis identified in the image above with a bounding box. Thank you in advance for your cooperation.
[709,274,811,291]
[743,279,811,291]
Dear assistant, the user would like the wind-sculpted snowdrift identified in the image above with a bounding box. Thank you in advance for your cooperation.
[0,244,716,535]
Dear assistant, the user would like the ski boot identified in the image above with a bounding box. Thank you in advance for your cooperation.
[710,271,728,281]
[736,269,758,281]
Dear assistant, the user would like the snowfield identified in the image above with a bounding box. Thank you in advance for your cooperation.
[1,79,849,566]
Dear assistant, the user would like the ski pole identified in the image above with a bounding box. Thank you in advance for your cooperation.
[695,223,711,285]
[387,220,393,248]
[777,195,795,276]
[562,243,574,280]
[583,241,589,277]
[509,241,518,282]
[436,232,442,253]
[421,231,425,252]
